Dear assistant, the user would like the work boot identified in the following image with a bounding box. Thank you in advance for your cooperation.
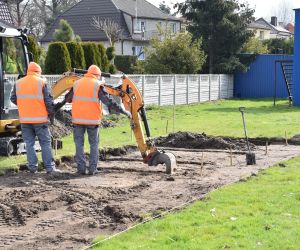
[88,169,99,175]
[76,170,86,175]
[47,168,62,174]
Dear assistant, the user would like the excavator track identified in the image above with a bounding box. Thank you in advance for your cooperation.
[0,137,23,156]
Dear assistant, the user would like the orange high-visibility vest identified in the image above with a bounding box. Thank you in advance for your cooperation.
[16,73,48,124]
[72,74,103,125]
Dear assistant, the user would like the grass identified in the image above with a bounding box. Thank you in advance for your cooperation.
[91,157,300,249]
[1,98,300,172]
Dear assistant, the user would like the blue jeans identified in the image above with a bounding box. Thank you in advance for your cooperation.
[21,123,55,172]
[73,124,99,173]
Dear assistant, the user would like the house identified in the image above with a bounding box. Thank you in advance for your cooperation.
[0,0,14,27]
[255,17,293,39]
[248,20,272,40]
[40,0,181,60]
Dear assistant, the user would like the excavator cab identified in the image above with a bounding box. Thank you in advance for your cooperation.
[0,25,29,154]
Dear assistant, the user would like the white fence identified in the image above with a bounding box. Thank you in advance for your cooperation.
[7,74,234,106]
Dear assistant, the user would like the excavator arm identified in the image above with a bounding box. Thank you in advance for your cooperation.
[51,69,176,174]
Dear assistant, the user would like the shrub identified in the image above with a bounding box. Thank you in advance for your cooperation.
[66,42,86,69]
[106,46,115,61]
[114,55,138,74]
[53,19,75,42]
[108,64,117,74]
[27,35,41,64]
[97,43,109,71]
[144,32,206,74]
[82,42,101,68]
[44,42,71,74]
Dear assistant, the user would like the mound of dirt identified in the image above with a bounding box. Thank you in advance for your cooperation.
[154,132,255,151]
[49,111,118,138]
[289,134,300,145]
[55,110,73,128]
[49,119,72,138]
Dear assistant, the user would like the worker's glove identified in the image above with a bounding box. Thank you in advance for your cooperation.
[124,110,132,119]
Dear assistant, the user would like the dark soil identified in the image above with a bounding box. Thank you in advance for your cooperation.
[154,132,255,151]
[2,132,300,249]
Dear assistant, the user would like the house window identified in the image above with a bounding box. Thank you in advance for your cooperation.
[259,31,264,40]
[133,46,145,60]
[141,21,145,32]
[172,23,176,33]
[135,19,146,33]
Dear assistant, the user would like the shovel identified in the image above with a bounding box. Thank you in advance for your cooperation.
[239,107,256,165]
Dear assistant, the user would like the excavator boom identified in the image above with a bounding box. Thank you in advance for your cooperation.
[51,69,176,174]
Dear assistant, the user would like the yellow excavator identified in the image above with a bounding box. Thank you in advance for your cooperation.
[0,26,176,174]
[51,69,176,174]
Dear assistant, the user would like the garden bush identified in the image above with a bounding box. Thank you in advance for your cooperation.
[44,42,71,74]
[66,42,86,69]
[114,55,138,74]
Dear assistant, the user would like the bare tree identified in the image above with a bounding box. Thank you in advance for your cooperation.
[7,0,30,27]
[32,0,80,28]
[7,0,80,37]
[91,17,123,46]
[271,0,294,25]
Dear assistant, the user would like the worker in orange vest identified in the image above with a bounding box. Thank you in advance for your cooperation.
[64,65,131,175]
[10,62,60,174]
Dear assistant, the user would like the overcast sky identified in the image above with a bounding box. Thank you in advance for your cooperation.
[149,0,300,20]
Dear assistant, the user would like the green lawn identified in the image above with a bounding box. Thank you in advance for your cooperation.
[1,98,300,172]
[91,157,300,250]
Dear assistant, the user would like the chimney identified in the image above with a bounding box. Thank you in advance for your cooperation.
[271,16,278,26]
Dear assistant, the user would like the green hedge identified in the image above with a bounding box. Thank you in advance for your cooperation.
[106,46,115,61]
[98,43,109,72]
[82,42,101,68]
[27,36,41,64]
[108,64,117,74]
[66,42,86,69]
[114,55,138,74]
[44,42,71,74]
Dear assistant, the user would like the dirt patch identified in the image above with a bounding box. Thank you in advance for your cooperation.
[1,143,300,249]
[289,134,300,145]
[99,145,137,160]
[49,119,72,138]
[154,131,255,151]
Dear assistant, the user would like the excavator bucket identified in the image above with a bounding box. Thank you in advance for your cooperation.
[148,151,177,174]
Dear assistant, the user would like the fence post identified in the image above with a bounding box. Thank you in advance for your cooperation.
[158,75,162,106]
[209,74,211,101]
[173,75,176,105]
[218,74,221,99]
[198,74,201,102]
[173,75,176,132]
[186,75,189,104]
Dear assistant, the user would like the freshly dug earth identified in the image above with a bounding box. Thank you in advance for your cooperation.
[50,110,117,138]
[1,143,300,249]
[155,131,255,150]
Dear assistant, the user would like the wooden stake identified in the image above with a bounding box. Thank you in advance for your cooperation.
[265,141,268,155]
[285,131,288,146]
[230,146,233,166]
[173,105,175,132]
[166,120,169,134]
